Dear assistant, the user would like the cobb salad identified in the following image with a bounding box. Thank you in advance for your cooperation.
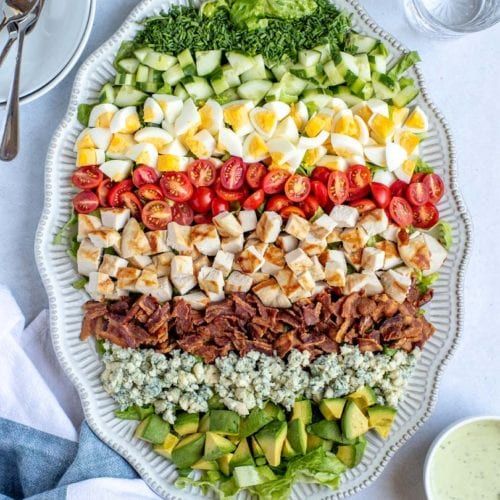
[56,0,453,497]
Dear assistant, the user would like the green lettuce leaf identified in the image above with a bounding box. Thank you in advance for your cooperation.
[115,405,154,421]
[53,211,78,245]
[414,158,434,174]
[415,271,439,294]
[72,277,88,290]
[435,220,453,250]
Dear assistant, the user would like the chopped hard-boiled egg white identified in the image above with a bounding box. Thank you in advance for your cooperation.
[110,106,141,134]
[403,106,428,133]
[106,133,136,160]
[364,145,387,167]
[88,104,118,128]
[263,101,290,121]
[267,138,297,166]
[243,132,268,163]
[298,130,329,150]
[160,138,188,156]
[74,128,112,152]
[386,142,408,172]
[134,127,173,151]
[157,154,190,172]
[394,158,417,183]
[127,143,158,168]
[273,116,299,143]
[290,101,309,131]
[153,94,183,124]
[99,160,133,181]
[223,100,254,136]
[218,127,243,158]
[174,99,201,136]
[249,107,278,139]
[76,148,105,167]
[143,97,164,124]
[185,129,216,159]
[317,155,348,172]
[199,99,223,135]
[330,133,364,159]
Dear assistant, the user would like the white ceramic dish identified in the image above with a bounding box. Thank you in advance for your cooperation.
[423,416,500,499]
[35,0,472,498]
[0,0,95,106]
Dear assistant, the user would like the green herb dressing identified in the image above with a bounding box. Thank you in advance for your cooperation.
[429,420,500,500]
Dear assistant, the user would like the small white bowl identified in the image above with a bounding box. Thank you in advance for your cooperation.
[423,415,500,499]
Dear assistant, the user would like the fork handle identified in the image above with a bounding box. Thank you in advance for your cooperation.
[0,37,16,68]
[0,27,25,161]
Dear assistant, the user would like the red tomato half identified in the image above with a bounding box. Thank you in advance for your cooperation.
[160,172,194,203]
[73,191,99,214]
[371,182,392,209]
[138,183,163,203]
[108,179,134,207]
[194,213,212,224]
[347,165,371,200]
[350,198,377,214]
[142,200,172,230]
[120,192,143,219]
[72,166,103,190]
[220,157,246,190]
[406,182,429,206]
[172,202,194,225]
[327,171,349,205]
[280,206,306,219]
[413,203,439,229]
[97,179,113,207]
[215,180,247,202]
[243,189,265,210]
[266,195,290,212]
[390,180,407,198]
[389,197,414,227]
[310,180,329,208]
[211,197,230,216]
[423,173,445,204]
[411,172,427,184]
[190,187,215,214]
[311,166,331,185]
[187,159,216,187]
[245,162,267,189]
[262,169,290,195]
[285,175,311,202]
[299,196,320,219]
[132,166,159,188]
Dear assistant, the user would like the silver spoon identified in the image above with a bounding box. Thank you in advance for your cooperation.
[0,0,35,31]
[0,0,41,161]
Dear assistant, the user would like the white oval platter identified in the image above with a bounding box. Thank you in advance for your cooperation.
[35,0,472,498]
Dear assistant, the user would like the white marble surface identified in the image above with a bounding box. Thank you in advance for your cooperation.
[0,0,499,498]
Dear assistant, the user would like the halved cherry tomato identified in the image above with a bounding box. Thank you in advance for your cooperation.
[215,179,247,202]
[211,197,230,216]
[132,165,159,188]
[142,200,172,230]
[311,166,331,185]
[347,165,371,200]
[406,182,429,206]
[172,202,194,225]
[121,192,143,219]
[138,183,163,203]
[187,159,216,187]
[310,180,329,208]
[389,196,414,227]
[71,166,103,190]
[190,187,215,213]
[108,179,134,207]
[160,172,194,203]
[327,171,349,205]
[73,191,99,214]
[97,179,113,207]
[411,172,426,184]
[350,198,377,214]
[423,173,445,204]
[266,195,290,212]
[390,180,407,198]
[371,182,392,209]
[299,195,320,219]
[194,213,212,224]
[220,157,246,190]
[243,189,265,210]
[262,169,290,195]
[245,162,267,189]
[280,205,306,219]
[285,175,311,202]
[413,202,439,229]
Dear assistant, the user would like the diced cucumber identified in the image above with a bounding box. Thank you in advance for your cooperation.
[136,65,149,83]
[323,60,345,86]
[226,52,255,75]
[271,61,292,81]
[113,41,135,71]
[299,49,321,67]
[290,63,324,81]
[117,58,140,74]
[302,92,334,109]
[334,52,359,78]
[313,44,331,63]
[279,93,298,104]
[143,51,176,72]
[137,81,161,93]
[346,70,367,96]
[372,72,399,100]
[222,66,241,87]
[214,88,239,105]
[241,55,268,82]
[392,84,419,107]
[279,72,308,96]
[355,54,371,81]
[399,77,414,89]
[370,41,390,57]
[359,82,374,100]
[347,33,378,54]
[174,83,189,100]
[183,76,214,101]
[155,83,172,95]
[195,50,222,76]
[211,70,230,95]
[264,82,282,102]
[369,54,387,74]
[163,64,185,86]
[331,86,362,106]
[99,83,115,104]
[114,73,136,86]
[149,68,164,83]
[134,47,153,63]
[177,48,196,76]
[115,85,147,107]
[237,80,272,102]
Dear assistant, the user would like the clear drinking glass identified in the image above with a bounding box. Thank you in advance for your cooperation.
[404,0,500,37]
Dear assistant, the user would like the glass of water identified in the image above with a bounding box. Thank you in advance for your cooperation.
[404,0,500,37]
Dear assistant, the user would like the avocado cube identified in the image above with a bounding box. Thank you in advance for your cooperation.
[367,405,397,439]
[208,394,226,409]
[230,438,255,468]
[204,432,237,460]
[240,407,274,437]
[174,412,199,436]
[228,435,240,445]
[218,453,234,476]
[257,465,276,482]
[306,433,332,452]
[287,418,307,454]
[263,402,286,421]
[255,420,287,467]
[342,400,369,440]
[209,410,240,436]
[255,456,267,466]
[320,398,346,420]
[206,470,222,482]
[198,413,210,433]
[192,458,219,471]
[282,438,299,458]
[134,414,171,444]
[171,433,206,468]
[347,386,377,412]
[153,433,179,459]
[307,420,343,442]
[291,400,313,425]
[336,436,366,468]
[251,436,264,457]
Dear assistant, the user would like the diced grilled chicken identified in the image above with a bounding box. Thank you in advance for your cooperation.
[276,233,299,253]
[152,251,175,277]
[423,234,448,276]
[172,274,197,295]
[309,256,326,281]
[340,226,369,253]
[127,254,153,269]
[238,210,258,232]
[285,248,313,274]
[88,227,121,249]
[221,234,244,254]
[177,291,210,311]
[375,240,403,270]
[299,232,327,256]
[284,214,310,240]
[380,223,399,242]
[121,218,151,258]
[100,208,130,231]
[193,255,211,278]
[198,266,225,295]
[145,230,169,255]
[359,208,389,237]
[236,245,265,274]
[77,239,103,276]
[213,212,243,237]
[135,268,159,295]
[276,268,310,302]
[87,271,114,297]
[213,250,234,278]
[191,224,221,256]
[397,231,431,271]
[170,255,194,277]
[296,271,315,293]
[380,269,412,303]
[77,214,101,242]
[361,247,385,271]
[150,277,173,302]
[225,271,253,293]
[99,254,128,278]
[256,211,282,243]
[310,214,337,239]
[167,222,192,253]
[330,205,359,228]
[261,244,285,275]
[116,267,141,291]
[253,278,292,308]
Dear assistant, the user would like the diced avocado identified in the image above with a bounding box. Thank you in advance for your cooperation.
[230,438,255,468]
[251,436,264,457]
[206,470,222,482]
[342,401,369,440]
[255,420,287,467]
[291,400,313,425]
[240,407,274,437]
[287,418,307,455]
[348,386,378,412]
[264,402,286,421]
[368,405,397,439]
[336,436,367,468]
[174,412,199,436]
[192,458,219,471]
[134,414,170,445]
[153,433,179,459]
[257,465,276,482]
[306,434,332,452]
[320,398,346,420]
[307,420,343,442]
[255,456,267,466]
[208,394,226,410]
[198,413,210,433]
[282,438,299,459]
[228,435,240,445]
[204,432,236,460]
[171,433,206,468]
[218,453,233,476]
[209,410,240,436]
